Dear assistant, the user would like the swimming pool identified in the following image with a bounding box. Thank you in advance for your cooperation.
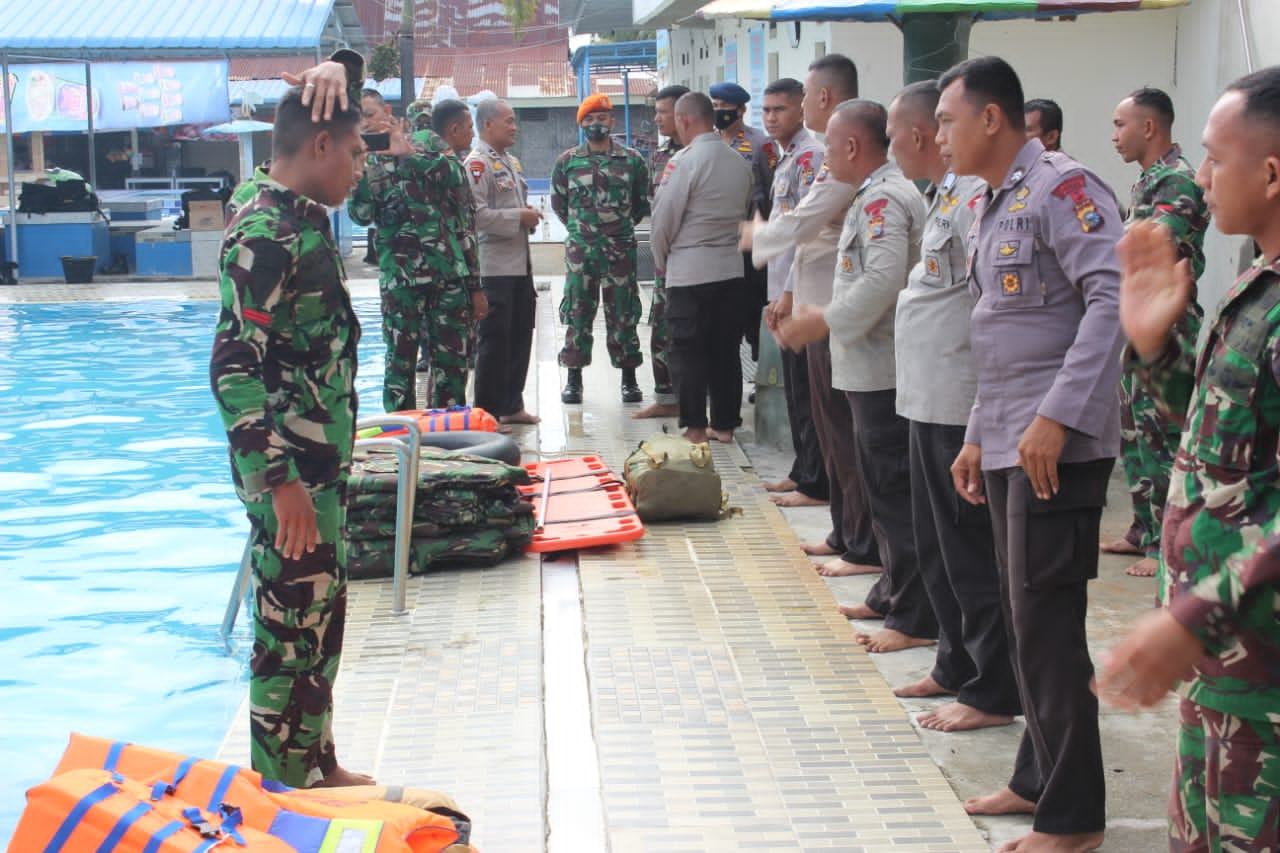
[0,296,385,843]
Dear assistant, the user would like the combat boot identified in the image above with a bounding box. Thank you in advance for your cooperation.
[621,368,642,403]
[561,368,583,404]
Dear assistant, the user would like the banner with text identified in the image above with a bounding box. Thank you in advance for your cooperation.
[0,60,230,133]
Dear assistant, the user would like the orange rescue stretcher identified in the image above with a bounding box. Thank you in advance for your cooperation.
[519,456,644,553]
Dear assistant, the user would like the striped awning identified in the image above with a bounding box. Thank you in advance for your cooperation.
[698,0,1189,22]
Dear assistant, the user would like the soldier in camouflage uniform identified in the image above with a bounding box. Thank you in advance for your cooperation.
[633,84,688,420]
[552,93,650,404]
[1107,87,1209,577]
[349,98,482,412]
[210,86,372,789]
[1100,67,1280,851]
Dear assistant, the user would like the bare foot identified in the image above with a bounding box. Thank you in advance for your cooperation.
[771,491,827,507]
[816,558,881,577]
[764,477,797,493]
[801,541,838,557]
[684,428,710,443]
[964,787,1036,816]
[838,602,883,620]
[855,628,937,653]
[894,674,953,699]
[708,429,735,443]
[1100,537,1142,556]
[309,765,377,788]
[997,830,1105,852]
[918,702,1014,732]
[500,410,540,425]
[632,402,679,419]
[1125,557,1158,577]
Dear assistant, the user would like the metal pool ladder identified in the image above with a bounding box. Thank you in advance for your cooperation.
[219,415,423,644]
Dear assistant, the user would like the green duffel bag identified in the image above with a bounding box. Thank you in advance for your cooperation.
[624,432,725,521]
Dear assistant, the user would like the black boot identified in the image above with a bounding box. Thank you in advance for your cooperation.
[561,367,583,404]
[621,367,642,403]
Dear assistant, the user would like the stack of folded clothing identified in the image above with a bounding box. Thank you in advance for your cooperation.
[345,446,535,579]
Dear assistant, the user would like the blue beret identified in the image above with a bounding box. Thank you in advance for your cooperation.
[709,82,750,105]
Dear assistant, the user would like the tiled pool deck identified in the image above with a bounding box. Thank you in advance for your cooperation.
[4,274,1173,852]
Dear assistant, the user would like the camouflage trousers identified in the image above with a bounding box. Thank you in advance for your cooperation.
[1119,306,1201,555]
[558,243,642,369]
[649,275,674,405]
[241,479,347,788]
[1170,698,1280,851]
[380,271,471,412]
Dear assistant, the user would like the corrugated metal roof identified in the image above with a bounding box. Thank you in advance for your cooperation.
[0,0,338,52]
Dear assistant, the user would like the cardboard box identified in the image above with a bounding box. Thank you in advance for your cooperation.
[187,199,225,231]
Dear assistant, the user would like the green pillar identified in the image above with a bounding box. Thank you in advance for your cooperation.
[900,12,972,83]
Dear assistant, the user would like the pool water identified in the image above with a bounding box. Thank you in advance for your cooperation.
[0,297,385,844]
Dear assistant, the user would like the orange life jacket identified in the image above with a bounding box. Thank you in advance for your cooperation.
[8,733,474,853]
[357,408,499,439]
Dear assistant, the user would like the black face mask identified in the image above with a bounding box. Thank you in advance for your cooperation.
[714,108,740,130]
[584,123,611,142]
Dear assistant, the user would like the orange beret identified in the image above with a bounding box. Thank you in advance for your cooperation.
[577,94,612,123]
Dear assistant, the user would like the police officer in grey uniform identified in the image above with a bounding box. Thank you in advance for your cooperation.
[465,99,542,426]
[888,80,1020,732]
[939,57,1124,853]
[779,100,935,654]
[650,92,753,444]
[712,81,775,361]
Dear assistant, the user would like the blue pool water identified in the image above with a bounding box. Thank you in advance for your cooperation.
[0,297,384,844]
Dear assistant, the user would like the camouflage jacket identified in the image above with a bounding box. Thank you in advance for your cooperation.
[1126,144,1209,281]
[649,138,682,199]
[210,175,360,496]
[348,127,479,286]
[550,139,650,246]
[1134,256,1280,721]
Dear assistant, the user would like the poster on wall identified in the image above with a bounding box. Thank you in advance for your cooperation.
[748,24,766,127]
[0,60,229,133]
[656,30,670,71]
[724,38,738,84]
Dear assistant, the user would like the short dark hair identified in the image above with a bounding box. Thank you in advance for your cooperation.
[360,88,384,104]
[894,79,940,125]
[1024,98,1062,137]
[1128,87,1174,128]
[273,87,362,158]
[832,98,889,150]
[939,56,1026,131]
[1226,66,1280,133]
[675,91,714,125]
[764,77,804,98]
[654,84,690,105]
[432,98,470,135]
[808,53,859,101]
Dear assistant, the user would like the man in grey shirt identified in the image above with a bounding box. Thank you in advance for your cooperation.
[888,80,1020,733]
[940,57,1124,853]
[649,92,753,444]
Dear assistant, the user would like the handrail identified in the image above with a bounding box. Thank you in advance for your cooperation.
[219,415,422,645]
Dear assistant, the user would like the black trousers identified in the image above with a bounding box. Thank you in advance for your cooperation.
[807,340,880,565]
[782,345,829,501]
[475,274,536,418]
[667,278,745,431]
[742,254,768,360]
[909,421,1020,714]
[985,459,1112,835]
[846,389,936,638]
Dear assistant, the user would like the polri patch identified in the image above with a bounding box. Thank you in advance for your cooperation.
[865,198,888,241]
[798,151,816,185]
[1052,174,1105,232]
[469,160,486,184]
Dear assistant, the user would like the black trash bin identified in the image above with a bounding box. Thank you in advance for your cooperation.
[60,256,97,284]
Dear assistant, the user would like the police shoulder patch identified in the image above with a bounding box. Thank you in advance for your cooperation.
[469,160,486,183]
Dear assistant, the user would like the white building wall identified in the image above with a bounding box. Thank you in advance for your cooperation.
[659,1,1277,318]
